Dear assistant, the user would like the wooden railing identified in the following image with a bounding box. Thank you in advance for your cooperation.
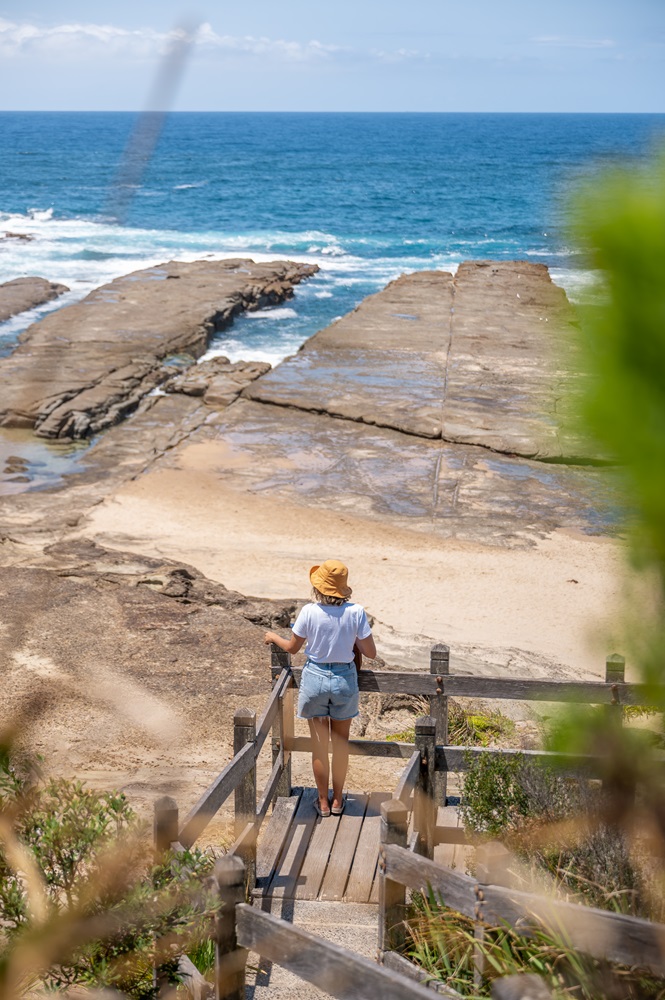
[153,642,665,1000]
[377,798,665,987]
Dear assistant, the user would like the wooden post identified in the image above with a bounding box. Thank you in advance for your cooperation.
[234,708,257,893]
[271,644,292,798]
[378,799,408,955]
[491,973,552,999]
[474,841,513,990]
[430,643,450,805]
[153,795,178,860]
[414,715,437,859]
[606,653,626,727]
[476,840,513,888]
[153,796,178,997]
[214,855,247,1000]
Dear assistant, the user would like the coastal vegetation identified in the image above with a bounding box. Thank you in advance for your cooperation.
[0,747,216,997]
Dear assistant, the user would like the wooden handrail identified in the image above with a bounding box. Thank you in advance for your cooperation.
[381,843,665,975]
[235,903,435,1000]
[255,667,291,754]
[256,752,287,823]
[394,750,420,805]
[178,741,257,849]
[272,666,661,706]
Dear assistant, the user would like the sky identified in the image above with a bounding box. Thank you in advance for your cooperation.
[0,0,663,112]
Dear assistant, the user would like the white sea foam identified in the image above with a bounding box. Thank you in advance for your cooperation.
[244,307,298,320]
[173,181,209,190]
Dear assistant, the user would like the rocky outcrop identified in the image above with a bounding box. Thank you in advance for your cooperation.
[0,258,317,440]
[244,261,588,461]
[163,356,271,408]
[0,276,69,323]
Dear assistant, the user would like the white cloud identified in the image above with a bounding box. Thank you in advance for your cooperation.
[0,17,364,63]
[533,36,616,50]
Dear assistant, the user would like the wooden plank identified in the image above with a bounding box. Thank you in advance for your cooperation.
[435,805,467,846]
[267,788,318,899]
[383,843,477,919]
[290,735,417,758]
[296,810,343,900]
[256,754,285,823]
[179,742,257,848]
[255,792,301,892]
[235,903,435,1000]
[255,668,291,752]
[382,951,464,997]
[272,667,662,705]
[395,751,420,806]
[319,792,368,901]
[435,746,613,777]
[346,791,391,903]
[480,883,665,975]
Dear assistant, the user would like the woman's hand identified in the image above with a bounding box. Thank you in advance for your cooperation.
[264,631,306,654]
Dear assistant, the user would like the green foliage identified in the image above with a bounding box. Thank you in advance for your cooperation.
[0,752,216,997]
[406,890,665,999]
[386,702,515,748]
[460,752,657,918]
[459,753,531,838]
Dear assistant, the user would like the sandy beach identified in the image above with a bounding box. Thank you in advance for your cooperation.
[84,441,628,682]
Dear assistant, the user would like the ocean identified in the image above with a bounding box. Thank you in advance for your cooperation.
[0,112,665,492]
[2,111,664,370]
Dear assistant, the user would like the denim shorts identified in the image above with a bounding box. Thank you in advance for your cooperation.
[297,660,359,721]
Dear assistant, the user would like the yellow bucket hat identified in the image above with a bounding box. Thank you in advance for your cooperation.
[310,559,352,599]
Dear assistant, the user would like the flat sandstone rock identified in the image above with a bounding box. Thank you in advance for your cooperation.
[245,261,589,460]
[0,258,317,440]
[0,276,69,323]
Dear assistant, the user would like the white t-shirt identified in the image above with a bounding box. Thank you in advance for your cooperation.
[292,601,372,665]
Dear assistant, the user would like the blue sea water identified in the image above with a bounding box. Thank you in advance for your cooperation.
[1,111,664,369]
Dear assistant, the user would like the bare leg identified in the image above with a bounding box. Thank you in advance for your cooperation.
[308,717,331,812]
[330,717,352,811]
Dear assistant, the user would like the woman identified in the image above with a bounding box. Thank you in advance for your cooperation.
[264,559,376,818]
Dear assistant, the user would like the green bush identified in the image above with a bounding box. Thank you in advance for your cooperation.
[0,751,216,997]
[459,752,657,919]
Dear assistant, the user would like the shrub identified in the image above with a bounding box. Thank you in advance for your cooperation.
[0,751,216,997]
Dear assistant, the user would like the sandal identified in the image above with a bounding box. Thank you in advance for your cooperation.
[331,795,346,816]
[315,799,331,818]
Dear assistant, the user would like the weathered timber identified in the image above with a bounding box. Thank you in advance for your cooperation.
[214,856,247,1000]
[435,745,613,776]
[319,792,368,901]
[289,735,417,758]
[233,708,257,889]
[491,974,552,1000]
[382,843,477,920]
[255,668,291,752]
[271,648,293,798]
[266,788,318,899]
[0,258,317,438]
[430,644,450,804]
[274,667,657,704]
[379,799,409,953]
[255,792,301,893]
[381,951,464,997]
[414,716,437,859]
[394,751,420,806]
[296,809,342,900]
[153,795,179,859]
[346,791,391,904]
[480,883,665,975]
[256,754,286,823]
[235,903,435,1000]
[177,954,212,1000]
[179,742,256,848]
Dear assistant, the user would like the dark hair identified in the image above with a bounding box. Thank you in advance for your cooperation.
[312,586,347,606]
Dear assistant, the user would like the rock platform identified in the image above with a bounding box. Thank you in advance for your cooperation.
[0,258,317,439]
[0,276,69,323]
